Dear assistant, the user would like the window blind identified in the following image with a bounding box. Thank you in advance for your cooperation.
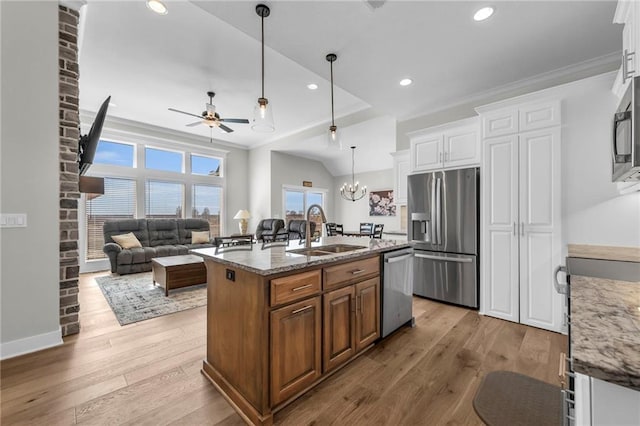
[86,177,136,260]
[145,180,184,219]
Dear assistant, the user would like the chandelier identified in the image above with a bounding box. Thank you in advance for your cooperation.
[340,146,367,202]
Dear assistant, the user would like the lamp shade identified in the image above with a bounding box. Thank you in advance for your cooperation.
[233,209,251,220]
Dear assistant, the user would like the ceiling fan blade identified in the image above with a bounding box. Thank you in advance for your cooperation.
[220,118,250,124]
[186,121,202,127]
[168,108,204,119]
[219,123,234,133]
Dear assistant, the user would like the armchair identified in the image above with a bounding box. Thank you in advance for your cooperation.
[255,218,285,242]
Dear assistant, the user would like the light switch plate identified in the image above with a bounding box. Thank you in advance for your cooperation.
[0,213,28,228]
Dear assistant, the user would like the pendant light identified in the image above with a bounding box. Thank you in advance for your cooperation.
[252,4,275,132]
[326,53,342,149]
[340,146,367,202]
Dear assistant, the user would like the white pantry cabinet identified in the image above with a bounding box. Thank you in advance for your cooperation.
[408,117,480,173]
[391,150,409,205]
[481,125,563,332]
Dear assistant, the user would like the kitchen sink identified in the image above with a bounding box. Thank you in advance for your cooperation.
[287,244,366,257]
[314,244,366,253]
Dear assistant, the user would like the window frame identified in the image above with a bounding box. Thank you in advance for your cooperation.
[282,185,328,234]
[79,126,228,273]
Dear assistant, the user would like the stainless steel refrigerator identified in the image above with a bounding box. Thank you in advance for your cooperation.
[408,167,479,308]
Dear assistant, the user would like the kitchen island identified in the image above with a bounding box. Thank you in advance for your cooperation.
[192,237,409,425]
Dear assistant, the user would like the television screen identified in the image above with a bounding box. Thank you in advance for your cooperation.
[79,95,110,175]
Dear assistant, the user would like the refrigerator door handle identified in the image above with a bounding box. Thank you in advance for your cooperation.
[385,253,414,264]
[430,176,438,245]
[435,177,442,245]
[414,253,473,263]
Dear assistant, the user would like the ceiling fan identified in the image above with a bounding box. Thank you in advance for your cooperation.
[168,91,249,133]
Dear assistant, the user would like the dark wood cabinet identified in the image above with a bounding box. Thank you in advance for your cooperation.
[202,253,383,425]
[323,286,356,372]
[271,296,322,405]
[355,277,380,352]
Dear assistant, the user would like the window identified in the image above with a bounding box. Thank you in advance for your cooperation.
[145,180,184,218]
[284,190,305,223]
[145,147,183,173]
[85,177,136,260]
[192,184,222,237]
[94,140,134,167]
[192,154,221,176]
[284,188,325,236]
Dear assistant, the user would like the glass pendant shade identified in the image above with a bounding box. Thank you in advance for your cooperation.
[327,125,343,150]
[251,98,275,132]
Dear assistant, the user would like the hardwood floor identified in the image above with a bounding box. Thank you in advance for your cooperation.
[1,272,566,425]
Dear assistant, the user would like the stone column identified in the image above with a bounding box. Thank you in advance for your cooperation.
[58,5,81,336]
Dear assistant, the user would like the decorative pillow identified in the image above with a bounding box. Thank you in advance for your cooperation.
[111,232,142,249]
[191,231,210,244]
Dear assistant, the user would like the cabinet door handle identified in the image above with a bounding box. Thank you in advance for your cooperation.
[292,284,312,292]
[513,222,517,236]
[439,151,443,162]
[291,305,313,314]
[623,49,636,84]
[351,269,366,275]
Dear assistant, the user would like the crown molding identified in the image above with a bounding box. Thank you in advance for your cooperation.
[59,0,87,11]
[400,51,621,123]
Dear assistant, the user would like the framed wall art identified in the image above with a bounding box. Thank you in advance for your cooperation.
[369,189,395,216]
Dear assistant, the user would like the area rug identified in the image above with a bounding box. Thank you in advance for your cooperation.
[95,272,206,326]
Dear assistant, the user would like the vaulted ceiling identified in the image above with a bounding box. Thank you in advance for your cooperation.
[79,0,621,175]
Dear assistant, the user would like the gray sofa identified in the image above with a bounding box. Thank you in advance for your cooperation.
[103,218,215,274]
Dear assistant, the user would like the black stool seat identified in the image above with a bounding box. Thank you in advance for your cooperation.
[473,370,562,426]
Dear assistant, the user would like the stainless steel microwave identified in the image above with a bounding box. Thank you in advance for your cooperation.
[613,76,640,182]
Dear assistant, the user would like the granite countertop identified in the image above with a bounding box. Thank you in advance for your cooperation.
[568,244,640,263]
[191,236,410,276]
[571,274,640,391]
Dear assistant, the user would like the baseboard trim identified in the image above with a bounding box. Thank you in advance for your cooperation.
[0,327,63,360]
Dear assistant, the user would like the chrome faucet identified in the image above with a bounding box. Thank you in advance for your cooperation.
[305,204,327,248]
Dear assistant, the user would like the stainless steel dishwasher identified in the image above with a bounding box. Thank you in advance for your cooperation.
[382,248,415,338]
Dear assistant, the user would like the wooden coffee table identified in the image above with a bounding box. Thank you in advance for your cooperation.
[151,254,206,296]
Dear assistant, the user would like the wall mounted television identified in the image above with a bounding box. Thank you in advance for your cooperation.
[78,95,110,176]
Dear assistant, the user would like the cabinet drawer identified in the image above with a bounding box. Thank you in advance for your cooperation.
[270,269,321,306]
[323,257,379,290]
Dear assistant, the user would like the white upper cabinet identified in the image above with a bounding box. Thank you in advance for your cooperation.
[481,101,560,138]
[391,150,410,205]
[482,108,518,138]
[613,1,637,98]
[408,117,480,173]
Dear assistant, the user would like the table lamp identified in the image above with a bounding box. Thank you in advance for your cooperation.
[233,209,251,235]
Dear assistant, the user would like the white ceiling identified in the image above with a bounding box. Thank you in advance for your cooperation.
[79,0,621,176]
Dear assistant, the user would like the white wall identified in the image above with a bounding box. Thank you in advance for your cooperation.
[1,1,62,357]
[333,168,402,232]
[559,74,640,247]
[248,144,272,232]
[270,151,334,221]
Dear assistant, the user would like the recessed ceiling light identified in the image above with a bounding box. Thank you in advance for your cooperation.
[307,83,318,90]
[399,78,413,86]
[146,0,168,15]
[474,6,494,21]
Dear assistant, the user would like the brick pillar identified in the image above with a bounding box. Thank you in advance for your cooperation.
[59,5,81,336]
